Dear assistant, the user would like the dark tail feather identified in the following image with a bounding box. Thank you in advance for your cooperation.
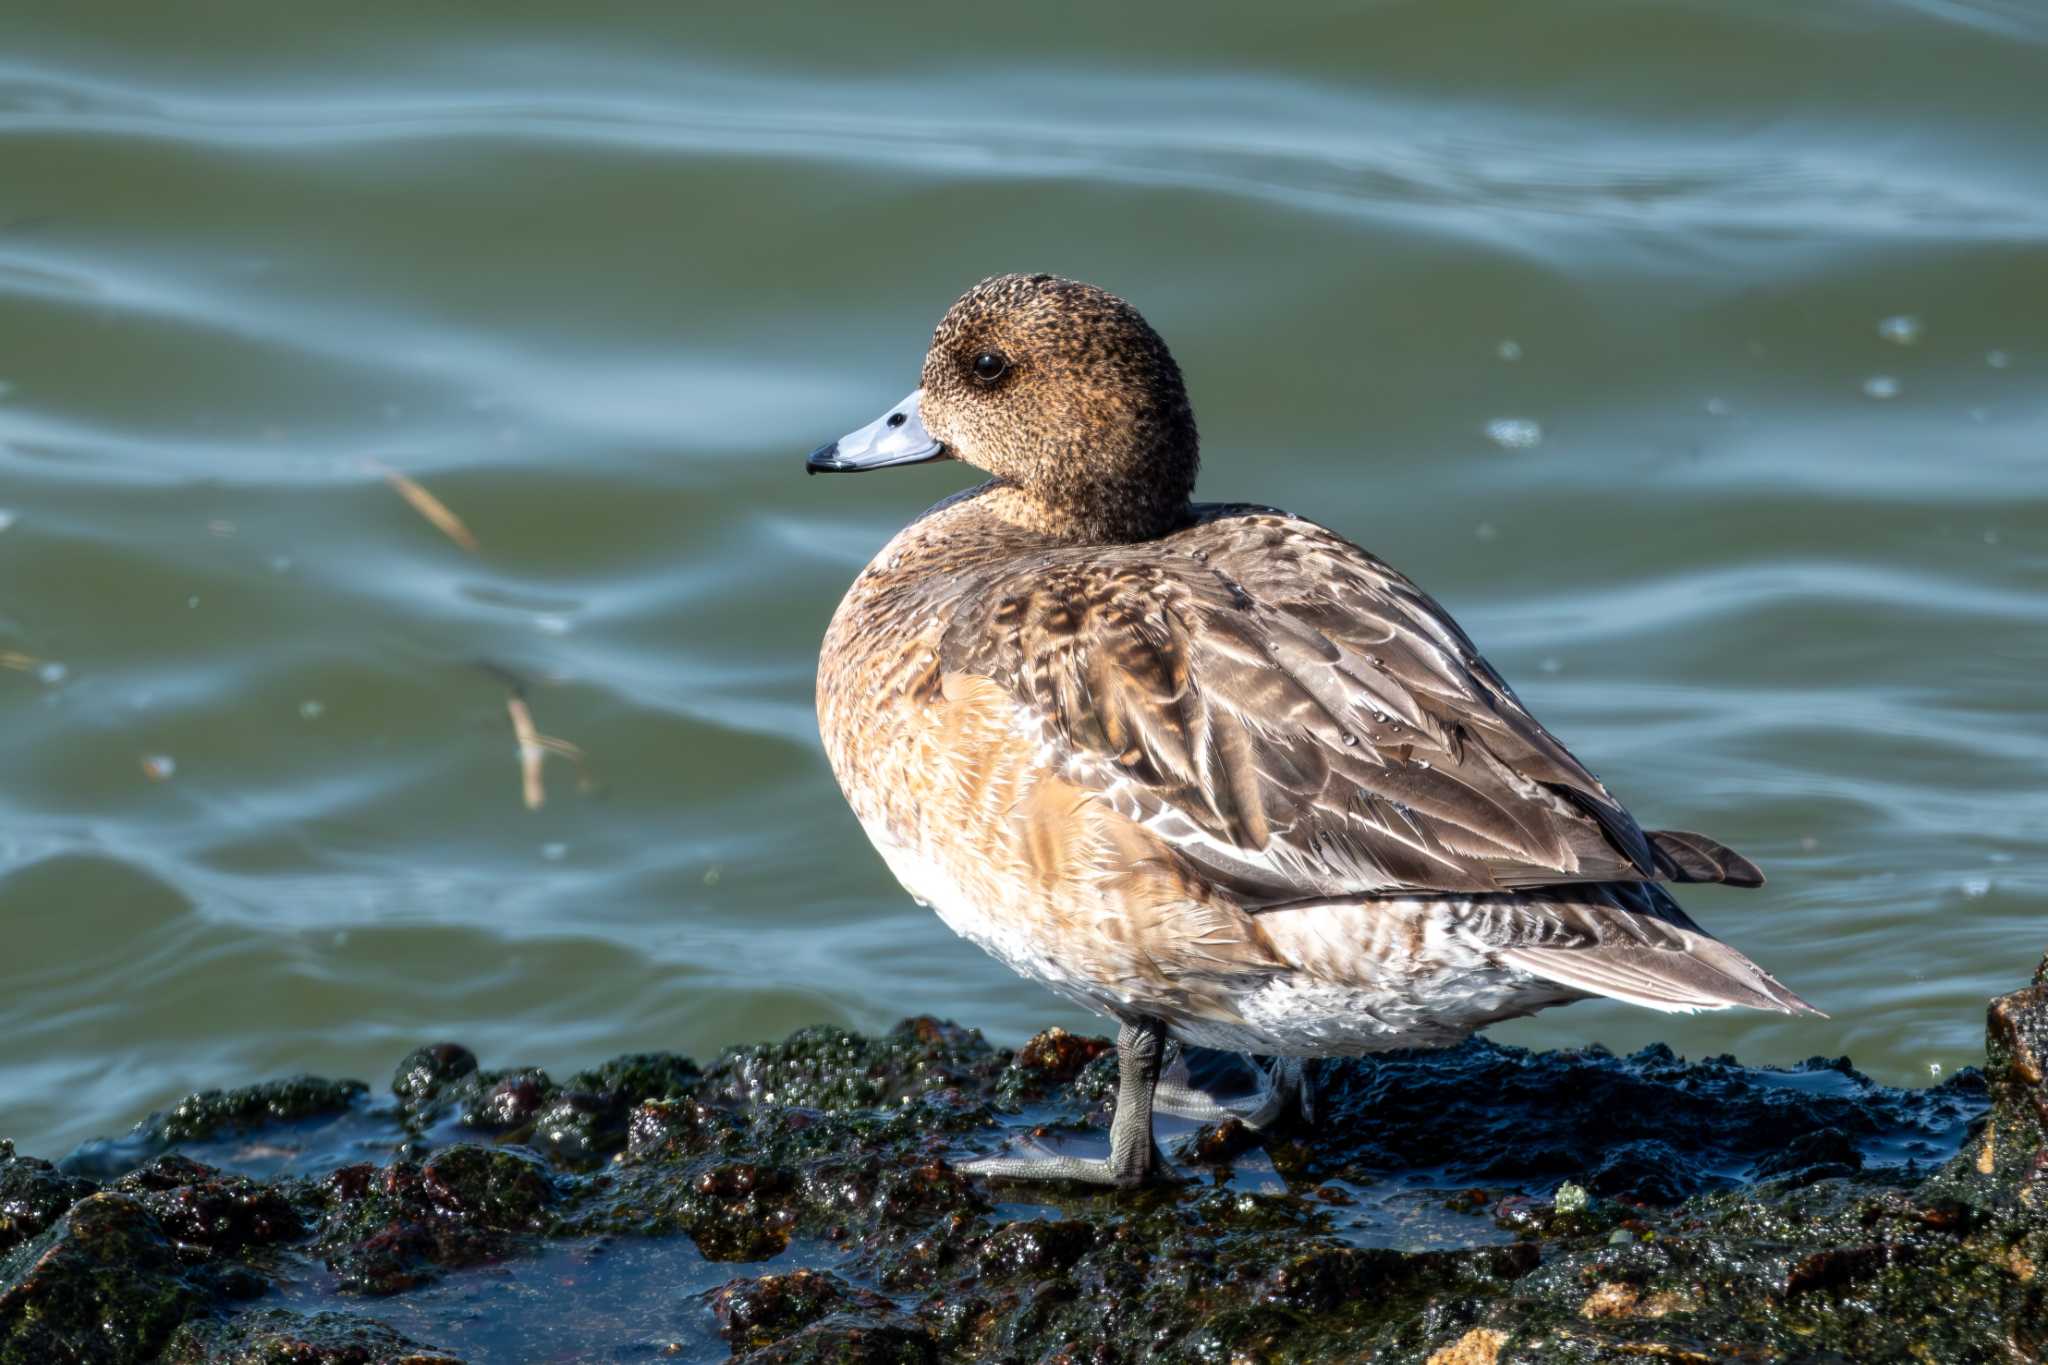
[1647,830,1766,888]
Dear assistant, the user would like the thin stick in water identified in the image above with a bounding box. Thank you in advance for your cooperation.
[365,458,479,553]
[506,694,547,810]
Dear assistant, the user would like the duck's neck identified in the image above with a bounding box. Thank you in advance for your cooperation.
[975,481,1193,545]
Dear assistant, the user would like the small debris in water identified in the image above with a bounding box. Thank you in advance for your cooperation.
[1538,656,1562,674]
[38,661,66,685]
[140,754,176,781]
[1862,375,1900,400]
[541,842,568,862]
[299,700,325,720]
[1475,521,1498,542]
[1496,339,1522,362]
[504,692,590,811]
[1704,397,1731,417]
[0,650,36,671]
[1986,349,2010,369]
[507,695,548,810]
[534,614,572,635]
[1553,1181,1589,1212]
[704,866,723,887]
[1876,314,1922,345]
[186,595,200,609]
[365,458,480,553]
[1961,876,1992,899]
[206,519,237,539]
[1484,417,1542,450]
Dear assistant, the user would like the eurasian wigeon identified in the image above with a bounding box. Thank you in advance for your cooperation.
[809,273,1816,1187]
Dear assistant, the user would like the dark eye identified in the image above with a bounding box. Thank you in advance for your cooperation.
[971,351,1009,384]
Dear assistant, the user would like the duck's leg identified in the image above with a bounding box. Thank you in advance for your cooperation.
[959,1017,1171,1188]
[1153,1051,1314,1131]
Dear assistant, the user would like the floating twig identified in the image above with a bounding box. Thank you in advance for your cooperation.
[0,650,37,671]
[364,458,479,553]
[506,695,547,810]
[504,695,591,809]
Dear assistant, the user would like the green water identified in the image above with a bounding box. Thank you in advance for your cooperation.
[2,1,2044,1160]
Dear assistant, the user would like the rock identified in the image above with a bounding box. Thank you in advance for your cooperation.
[149,1077,370,1145]
[312,1145,555,1295]
[114,1155,304,1253]
[162,1308,465,1364]
[0,1192,207,1365]
[713,1267,900,1350]
[4,947,2046,1362]
[736,1313,935,1365]
[0,1141,98,1255]
[389,1043,478,1104]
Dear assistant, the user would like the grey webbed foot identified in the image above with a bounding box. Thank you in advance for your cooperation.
[1152,1048,1314,1131]
[956,1140,1178,1189]
[960,1017,1175,1189]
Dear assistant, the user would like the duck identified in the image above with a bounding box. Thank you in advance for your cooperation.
[807,273,1817,1188]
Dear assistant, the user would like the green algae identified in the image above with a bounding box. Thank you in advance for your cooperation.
[2,957,2043,1363]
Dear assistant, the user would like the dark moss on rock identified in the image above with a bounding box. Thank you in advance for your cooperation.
[311,1145,555,1295]
[389,1043,478,1105]
[0,1141,98,1255]
[0,1192,210,1365]
[3,950,2044,1363]
[149,1078,371,1147]
[162,1308,464,1365]
[701,1017,1001,1111]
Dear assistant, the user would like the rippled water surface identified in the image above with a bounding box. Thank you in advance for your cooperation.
[3,2,2045,1159]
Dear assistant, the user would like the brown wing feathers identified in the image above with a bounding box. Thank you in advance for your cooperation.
[939,508,1764,906]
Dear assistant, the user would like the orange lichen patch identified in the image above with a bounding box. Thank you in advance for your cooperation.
[1580,1282,1640,1319]
[1425,1327,1506,1365]
[1579,1282,1690,1320]
[365,458,479,553]
[1012,1027,1110,1080]
[1979,1120,1996,1174]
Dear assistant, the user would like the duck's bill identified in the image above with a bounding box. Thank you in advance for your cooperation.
[805,389,947,474]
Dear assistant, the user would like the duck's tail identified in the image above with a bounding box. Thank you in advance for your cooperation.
[1645,829,1766,888]
[1494,882,1824,1018]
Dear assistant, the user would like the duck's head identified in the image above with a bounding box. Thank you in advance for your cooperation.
[807,273,1199,543]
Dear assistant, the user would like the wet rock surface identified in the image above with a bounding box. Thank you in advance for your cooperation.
[1,968,2043,1362]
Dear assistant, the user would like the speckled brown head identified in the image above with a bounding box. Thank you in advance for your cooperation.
[807,274,1199,544]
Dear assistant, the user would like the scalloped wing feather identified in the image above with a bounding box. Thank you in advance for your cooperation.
[937,507,1731,906]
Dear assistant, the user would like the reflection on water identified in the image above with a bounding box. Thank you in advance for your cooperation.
[1,0,2045,1160]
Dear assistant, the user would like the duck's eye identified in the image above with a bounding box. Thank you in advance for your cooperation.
[971,351,1009,384]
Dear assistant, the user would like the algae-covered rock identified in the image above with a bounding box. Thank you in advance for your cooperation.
[3,948,2045,1363]
[389,1043,478,1105]
[162,1308,465,1364]
[0,1192,209,1365]
[0,1140,98,1255]
[701,1017,1000,1111]
[311,1144,555,1295]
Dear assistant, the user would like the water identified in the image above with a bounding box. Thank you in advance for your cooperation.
[2,1,2044,1161]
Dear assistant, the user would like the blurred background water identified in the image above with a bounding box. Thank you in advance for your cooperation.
[2,0,2044,1160]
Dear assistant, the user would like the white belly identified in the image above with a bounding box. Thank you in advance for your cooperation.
[867,819,1577,1058]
